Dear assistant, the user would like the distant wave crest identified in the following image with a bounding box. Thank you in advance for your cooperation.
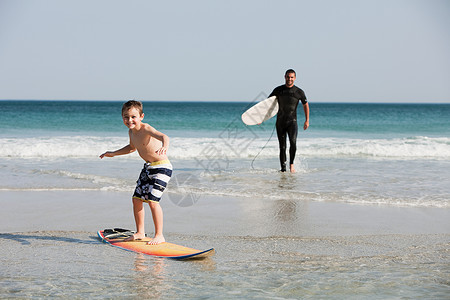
[0,136,449,159]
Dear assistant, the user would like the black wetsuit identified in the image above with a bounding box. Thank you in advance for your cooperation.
[269,85,307,171]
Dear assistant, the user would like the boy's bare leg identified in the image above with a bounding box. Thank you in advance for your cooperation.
[124,198,146,241]
[147,201,165,245]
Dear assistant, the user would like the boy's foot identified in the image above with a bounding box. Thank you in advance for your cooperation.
[123,233,146,242]
[147,235,165,245]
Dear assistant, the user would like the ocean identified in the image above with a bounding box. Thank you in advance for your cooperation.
[1,100,449,299]
[1,100,449,207]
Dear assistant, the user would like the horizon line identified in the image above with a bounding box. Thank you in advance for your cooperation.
[1,99,450,104]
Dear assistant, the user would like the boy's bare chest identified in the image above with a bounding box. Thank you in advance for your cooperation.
[130,132,151,149]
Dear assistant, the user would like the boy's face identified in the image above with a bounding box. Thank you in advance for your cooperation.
[122,107,144,129]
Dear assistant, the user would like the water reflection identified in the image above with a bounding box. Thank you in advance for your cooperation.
[274,199,297,222]
[278,172,297,190]
[239,173,310,236]
[132,251,217,299]
[185,256,217,271]
[132,254,168,299]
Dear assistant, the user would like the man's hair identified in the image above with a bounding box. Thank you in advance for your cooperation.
[285,69,296,76]
[122,100,143,115]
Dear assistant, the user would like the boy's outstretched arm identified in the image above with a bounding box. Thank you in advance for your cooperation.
[99,144,135,159]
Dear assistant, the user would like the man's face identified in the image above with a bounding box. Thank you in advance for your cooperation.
[284,72,296,88]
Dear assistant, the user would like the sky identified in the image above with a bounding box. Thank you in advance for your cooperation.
[0,0,449,103]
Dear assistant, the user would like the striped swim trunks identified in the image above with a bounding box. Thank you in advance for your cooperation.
[132,160,173,203]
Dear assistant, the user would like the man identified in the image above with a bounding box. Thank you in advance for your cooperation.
[269,69,309,173]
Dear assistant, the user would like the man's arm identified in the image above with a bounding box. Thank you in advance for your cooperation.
[303,102,309,130]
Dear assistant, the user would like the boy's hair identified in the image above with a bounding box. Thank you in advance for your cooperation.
[285,69,296,76]
[122,100,143,115]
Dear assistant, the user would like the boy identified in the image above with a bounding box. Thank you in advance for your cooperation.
[100,100,172,245]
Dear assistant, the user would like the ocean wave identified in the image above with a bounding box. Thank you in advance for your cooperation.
[301,136,450,158]
[0,136,449,159]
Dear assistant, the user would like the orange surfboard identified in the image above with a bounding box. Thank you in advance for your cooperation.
[97,228,215,260]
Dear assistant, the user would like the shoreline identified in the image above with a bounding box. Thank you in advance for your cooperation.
[1,190,448,237]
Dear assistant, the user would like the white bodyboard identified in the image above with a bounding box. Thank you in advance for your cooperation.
[241,96,278,125]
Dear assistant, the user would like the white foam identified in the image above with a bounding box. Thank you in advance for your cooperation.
[300,136,450,158]
[166,184,450,208]
[0,136,129,158]
[0,136,449,159]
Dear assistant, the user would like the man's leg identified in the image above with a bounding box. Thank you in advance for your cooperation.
[287,122,298,173]
[277,124,288,172]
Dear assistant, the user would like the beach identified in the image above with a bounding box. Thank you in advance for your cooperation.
[1,190,449,236]
[1,100,449,298]
[1,190,449,299]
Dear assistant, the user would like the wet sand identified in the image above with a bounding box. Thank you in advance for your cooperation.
[1,190,448,237]
[1,190,449,299]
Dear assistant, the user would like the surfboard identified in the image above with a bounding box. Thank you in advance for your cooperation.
[241,96,278,125]
[97,228,215,260]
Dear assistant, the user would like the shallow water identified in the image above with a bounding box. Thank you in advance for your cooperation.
[2,155,449,208]
[1,231,448,299]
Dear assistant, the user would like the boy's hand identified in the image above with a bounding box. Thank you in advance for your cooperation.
[99,151,114,159]
[155,147,168,155]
